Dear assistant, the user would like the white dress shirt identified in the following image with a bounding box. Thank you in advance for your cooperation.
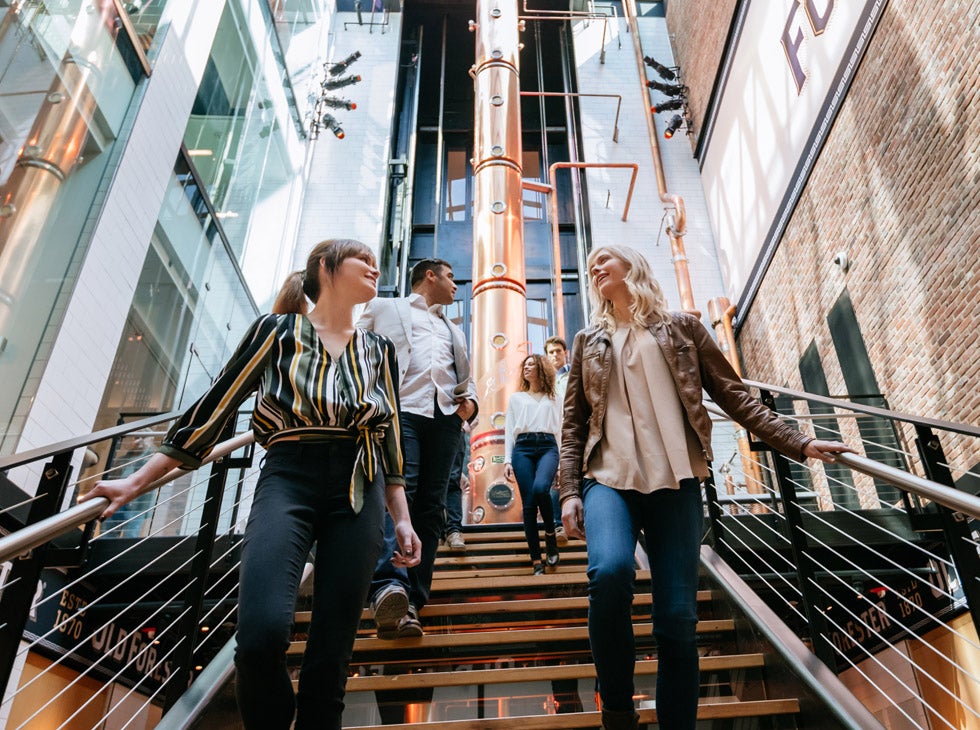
[504,391,563,463]
[399,293,459,418]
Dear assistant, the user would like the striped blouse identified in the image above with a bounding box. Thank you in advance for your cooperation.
[160,313,404,512]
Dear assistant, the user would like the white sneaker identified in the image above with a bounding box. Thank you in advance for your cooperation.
[446,531,466,551]
[371,584,409,640]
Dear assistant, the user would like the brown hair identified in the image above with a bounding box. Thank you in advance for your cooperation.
[271,239,375,314]
[410,258,452,289]
[544,336,568,353]
[518,354,556,398]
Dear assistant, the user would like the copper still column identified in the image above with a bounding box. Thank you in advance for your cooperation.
[467,0,527,525]
[707,297,765,513]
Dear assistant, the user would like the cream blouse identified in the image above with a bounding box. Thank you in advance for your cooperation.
[586,325,708,492]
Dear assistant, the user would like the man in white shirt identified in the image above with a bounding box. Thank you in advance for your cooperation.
[359,258,478,638]
[546,336,571,400]
[545,336,571,545]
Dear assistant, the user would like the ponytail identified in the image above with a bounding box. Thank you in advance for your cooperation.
[272,271,308,314]
[274,239,375,313]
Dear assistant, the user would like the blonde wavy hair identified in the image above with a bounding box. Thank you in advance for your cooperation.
[587,245,671,333]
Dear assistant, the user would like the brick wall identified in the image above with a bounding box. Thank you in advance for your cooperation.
[697,1,979,481]
[664,0,739,145]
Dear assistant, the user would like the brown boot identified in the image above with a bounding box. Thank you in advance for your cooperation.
[601,707,639,730]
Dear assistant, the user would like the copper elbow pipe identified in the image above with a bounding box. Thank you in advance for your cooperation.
[547,162,638,340]
[708,297,765,502]
[622,0,695,313]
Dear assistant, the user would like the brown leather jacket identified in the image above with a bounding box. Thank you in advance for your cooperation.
[558,312,812,504]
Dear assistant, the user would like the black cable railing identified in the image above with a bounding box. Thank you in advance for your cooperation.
[0,412,258,727]
[703,385,980,729]
[0,386,978,728]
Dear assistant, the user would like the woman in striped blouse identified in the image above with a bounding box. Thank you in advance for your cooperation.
[81,239,421,730]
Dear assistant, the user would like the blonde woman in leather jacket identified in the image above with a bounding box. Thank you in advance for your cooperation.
[558,245,852,730]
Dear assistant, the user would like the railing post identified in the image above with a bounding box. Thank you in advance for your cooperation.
[702,467,735,565]
[758,389,838,671]
[0,451,74,695]
[162,423,236,712]
[914,425,980,631]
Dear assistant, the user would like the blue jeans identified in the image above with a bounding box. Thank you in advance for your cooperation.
[583,477,703,729]
[511,433,559,562]
[235,441,386,730]
[444,431,467,533]
[371,408,463,610]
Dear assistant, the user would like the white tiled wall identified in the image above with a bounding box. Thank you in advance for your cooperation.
[294,13,404,266]
[571,13,726,314]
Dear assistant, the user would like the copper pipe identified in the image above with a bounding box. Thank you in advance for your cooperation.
[707,298,765,509]
[622,0,696,313]
[0,2,120,353]
[520,91,621,143]
[468,0,528,525]
[520,0,623,61]
[547,162,638,340]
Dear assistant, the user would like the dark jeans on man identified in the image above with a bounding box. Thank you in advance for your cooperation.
[371,407,463,610]
[444,431,466,534]
[235,441,386,730]
[582,477,703,730]
[510,433,559,561]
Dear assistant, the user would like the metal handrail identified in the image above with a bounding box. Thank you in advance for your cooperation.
[0,411,181,472]
[0,432,254,564]
[837,452,980,520]
[703,402,980,520]
[743,379,980,438]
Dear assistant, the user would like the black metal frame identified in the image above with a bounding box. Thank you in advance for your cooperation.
[701,383,980,674]
[0,411,254,711]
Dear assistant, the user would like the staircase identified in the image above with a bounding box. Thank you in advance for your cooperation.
[308,528,806,729]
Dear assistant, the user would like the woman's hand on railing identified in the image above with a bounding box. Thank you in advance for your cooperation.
[803,439,856,464]
[78,452,182,519]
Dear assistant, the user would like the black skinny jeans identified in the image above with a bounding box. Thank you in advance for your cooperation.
[235,441,386,730]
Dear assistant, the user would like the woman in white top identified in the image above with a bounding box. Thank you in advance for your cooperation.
[504,354,563,574]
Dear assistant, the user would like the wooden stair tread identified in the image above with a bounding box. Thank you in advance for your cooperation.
[301,590,714,624]
[430,570,652,593]
[343,698,801,729]
[439,541,586,554]
[449,530,533,543]
[435,554,588,566]
[433,565,584,579]
[342,654,766,691]
[288,620,735,654]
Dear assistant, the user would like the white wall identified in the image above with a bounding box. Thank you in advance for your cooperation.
[700,1,873,304]
[571,12,727,315]
[294,12,404,266]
